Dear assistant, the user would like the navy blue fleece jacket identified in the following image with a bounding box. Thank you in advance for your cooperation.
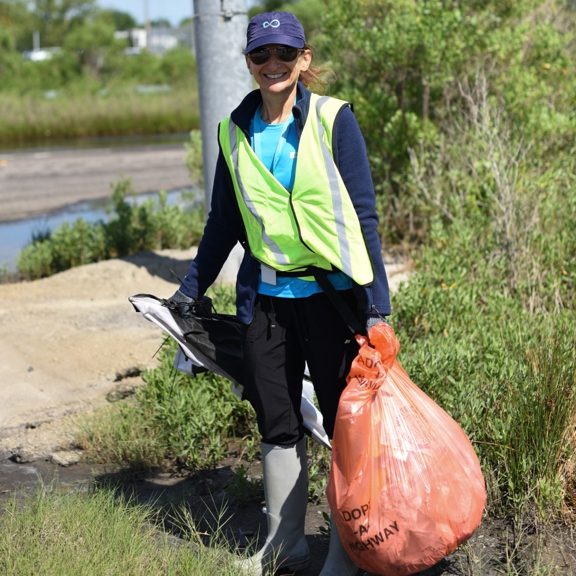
[179,82,391,325]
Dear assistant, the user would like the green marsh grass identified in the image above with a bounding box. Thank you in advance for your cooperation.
[0,483,243,575]
[0,89,199,144]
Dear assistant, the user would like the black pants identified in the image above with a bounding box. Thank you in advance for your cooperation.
[241,291,360,445]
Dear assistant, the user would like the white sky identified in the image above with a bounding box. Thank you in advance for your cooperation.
[97,0,258,28]
[97,0,193,27]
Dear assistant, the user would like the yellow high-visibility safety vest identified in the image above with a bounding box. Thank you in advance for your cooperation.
[219,93,374,286]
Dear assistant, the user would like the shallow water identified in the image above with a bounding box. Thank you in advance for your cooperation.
[0,132,195,273]
[0,450,101,497]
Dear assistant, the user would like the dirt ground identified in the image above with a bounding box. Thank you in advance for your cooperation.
[0,249,197,444]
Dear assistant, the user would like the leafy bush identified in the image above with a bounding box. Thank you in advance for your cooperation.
[108,48,196,87]
[319,0,576,243]
[137,343,254,470]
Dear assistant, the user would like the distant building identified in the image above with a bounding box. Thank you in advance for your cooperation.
[114,26,194,56]
[114,29,147,54]
[22,47,62,61]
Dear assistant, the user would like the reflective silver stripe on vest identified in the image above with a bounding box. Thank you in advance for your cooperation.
[228,120,290,266]
[315,96,353,279]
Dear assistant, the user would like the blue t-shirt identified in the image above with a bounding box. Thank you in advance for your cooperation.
[250,105,352,297]
[250,106,298,191]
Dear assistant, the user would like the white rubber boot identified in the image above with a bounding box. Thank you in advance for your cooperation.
[238,437,310,575]
[318,516,358,576]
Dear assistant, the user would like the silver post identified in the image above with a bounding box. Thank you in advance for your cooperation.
[194,0,252,208]
[191,0,195,51]
[144,0,151,51]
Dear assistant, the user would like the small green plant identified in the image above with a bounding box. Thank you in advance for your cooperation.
[185,129,204,189]
[239,435,261,462]
[307,441,331,504]
[228,465,263,507]
[0,262,16,284]
[318,510,331,538]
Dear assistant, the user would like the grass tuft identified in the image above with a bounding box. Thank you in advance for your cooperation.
[0,481,245,575]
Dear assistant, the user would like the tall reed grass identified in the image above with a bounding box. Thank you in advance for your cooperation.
[0,89,199,144]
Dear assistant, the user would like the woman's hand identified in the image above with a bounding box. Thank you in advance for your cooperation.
[366,315,389,334]
[168,290,194,304]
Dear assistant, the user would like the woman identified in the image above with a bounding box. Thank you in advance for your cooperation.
[171,11,390,576]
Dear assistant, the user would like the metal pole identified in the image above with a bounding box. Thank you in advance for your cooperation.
[144,0,151,51]
[194,0,252,208]
[191,1,195,51]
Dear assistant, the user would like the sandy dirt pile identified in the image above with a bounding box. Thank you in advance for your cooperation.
[0,249,199,453]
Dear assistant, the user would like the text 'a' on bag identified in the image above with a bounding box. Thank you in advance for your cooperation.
[327,322,486,576]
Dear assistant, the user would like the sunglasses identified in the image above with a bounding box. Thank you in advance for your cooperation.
[247,45,303,65]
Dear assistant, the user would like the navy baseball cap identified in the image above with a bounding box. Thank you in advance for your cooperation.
[245,11,306,54]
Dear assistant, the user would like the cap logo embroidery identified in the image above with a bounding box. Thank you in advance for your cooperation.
[262,19,280,28]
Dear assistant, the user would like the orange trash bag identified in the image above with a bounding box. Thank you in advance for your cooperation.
[327,322,486,576]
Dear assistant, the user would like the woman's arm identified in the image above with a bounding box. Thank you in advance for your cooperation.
[178,147,244,299]
[333,106,391,316]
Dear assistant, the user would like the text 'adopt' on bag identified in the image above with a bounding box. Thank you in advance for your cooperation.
[328,322,486,576]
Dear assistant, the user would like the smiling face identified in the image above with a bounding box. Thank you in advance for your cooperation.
[246,44,312,100]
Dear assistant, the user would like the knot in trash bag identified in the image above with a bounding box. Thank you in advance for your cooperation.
[368,321,401,368]
[348,323,400,396]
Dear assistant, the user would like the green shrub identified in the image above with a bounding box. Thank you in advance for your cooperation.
[137,350,253,470]
[320,0,576,243]
[159,48,197,85]
[375,75,576,515]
